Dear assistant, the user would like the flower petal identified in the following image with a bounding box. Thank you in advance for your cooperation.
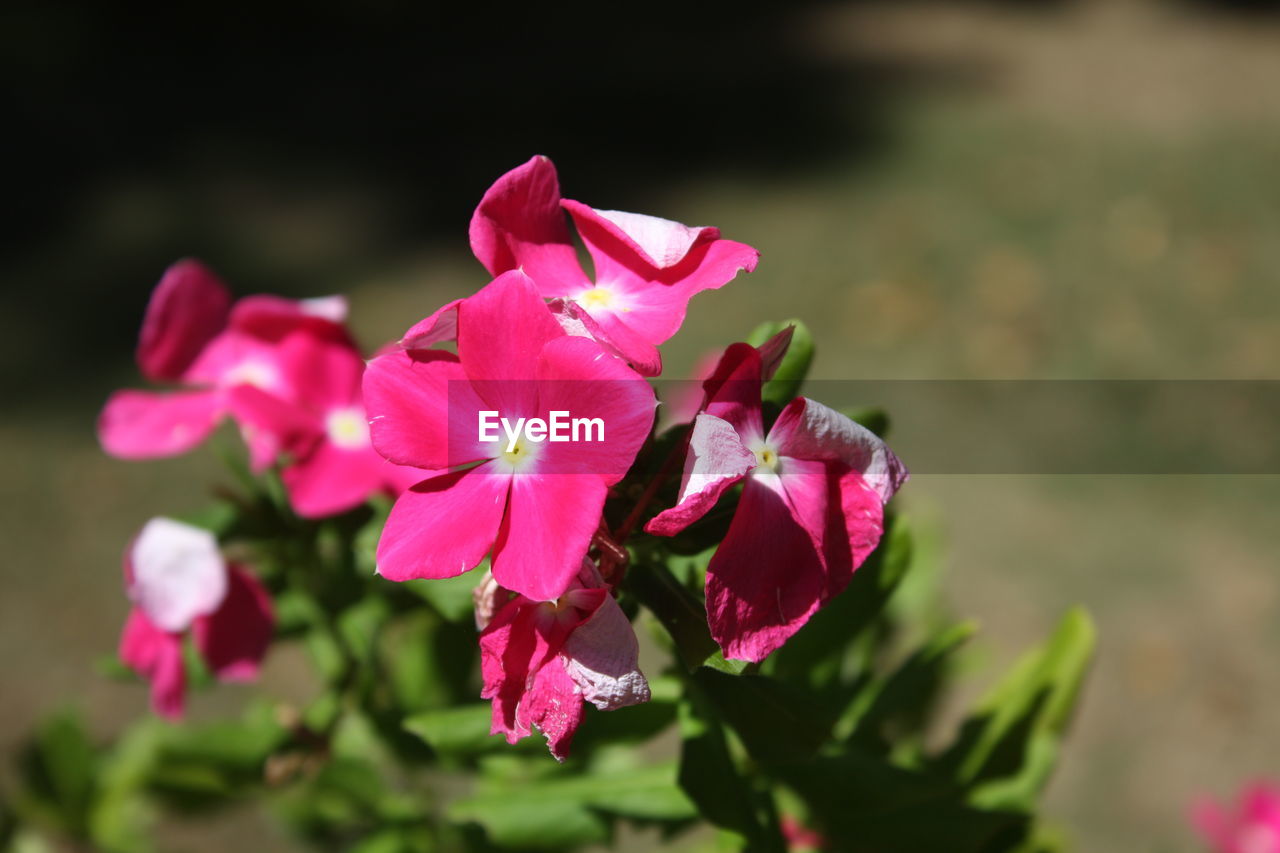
[568,205,720,270]
[229,293,352,344]
[119,607,186,720]
[283,443,388,519]
[136,259,232,382]
[701,343,765,442]
[193,565,274,682]
[457,270,565,416]
[646,413,753,536]
[546,298,662,377]
[769,397,908,503]
[705,476,826,663]
[533,335,657,483]
[469,156,590,290]
[518,657,586,761]
[98,389,223,459]
[376,463,510,582]
[400,298,463,351]
[364,348,489,470]
[562,594,650,711]
[493,473,607,602]
[127,517,228,632]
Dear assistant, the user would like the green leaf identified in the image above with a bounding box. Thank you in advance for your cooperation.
[939,608,1096,811]
[405,562,485,623]
[692,670,828,765]
[404,705,511,756]
[450,762,694,848]
[677,697,782,851]
[746,319,814,407]
[627,562,720,672]
[17,710,98,835]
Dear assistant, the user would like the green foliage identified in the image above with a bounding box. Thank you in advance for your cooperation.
[5,315,1096,853]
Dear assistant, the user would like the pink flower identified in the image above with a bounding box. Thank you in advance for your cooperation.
[363,269,657,601]
[645,338,907,662]
[780,815,828,851]
[477,562,650,760]
[227,331,421,518]
[1191,782,1280,853]
[467,156,760,376]
[118,518,274,719]
[98,259,350,469]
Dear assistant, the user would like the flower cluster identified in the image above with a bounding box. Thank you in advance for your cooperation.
[100,155,905,758]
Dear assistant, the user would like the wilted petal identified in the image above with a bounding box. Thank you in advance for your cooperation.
[193,565,274,682]
[562,594,650,711]
[518,657,586,761]
[127,517,228,633]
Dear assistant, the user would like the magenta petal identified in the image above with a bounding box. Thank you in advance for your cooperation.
[646,413,753,536]
[99,389,224,459]
[400,298,463,351]
[562,594,650,711]
[533,335,658,483]
[229,293,352,344]
[546,298,662,377]
[456,271,564,415]
[193,566,274,682]
[493,473,607,602]
[518,657,586,761]
[468,155,590,290]
[283,443,387,518]
[136,259,232,382]
[701,343,765,442]
[119,607,186,719]
[376,463,510,582]
[769,398,908,503]
[364,348,488,470]
[705,476,827,663]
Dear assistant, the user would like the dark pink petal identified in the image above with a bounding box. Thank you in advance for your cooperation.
[646,413,753,536]
[136,259,232,382]
[533,335,658,483]
[193,565,274,682]
[363,348,489,470]
[225,384,320,452]
[821,468,886,602]
[1188,797,1234,850]
[126,517,228,632]
[756,326,795,382]
[546,298,662,377]
[270,331,365,412]
[573,308,666,377]
[400,298,463,351]
[282,443,388,518]
[517,657,586,761]
[183,330,287,393]
[229,294,352,344]
[119,607,186,720]
[456,270,564,416]
[768,398,908,503]
[480,597,544,744]
[468,155,590,290]
[98,389,224,459]
[493,473,608,602]
[376,463,510,582]
[705,476,827,663]
[701,343,765,442]
[562,594,650,711]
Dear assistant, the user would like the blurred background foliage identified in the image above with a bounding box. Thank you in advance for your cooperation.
[3,0,1280,850]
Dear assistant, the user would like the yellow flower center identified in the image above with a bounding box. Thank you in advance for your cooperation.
[578,287,614,309]
[326,408,370,449]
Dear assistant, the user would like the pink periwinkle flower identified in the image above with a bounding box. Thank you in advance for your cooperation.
[780,815,828,851]
[363,269,657,601]
[118,517,274,719]
[645,337,907,662]
[226,331,421,519]
[98,259,351,469]
[1192,781,1280,853]
[467,155,760,377]
[476,562,650,760]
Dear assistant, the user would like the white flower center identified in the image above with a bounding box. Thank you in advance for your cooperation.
[494,434,541,473]
[326,407,370,449]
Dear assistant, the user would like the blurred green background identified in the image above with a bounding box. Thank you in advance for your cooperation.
[4,1,1280,850]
